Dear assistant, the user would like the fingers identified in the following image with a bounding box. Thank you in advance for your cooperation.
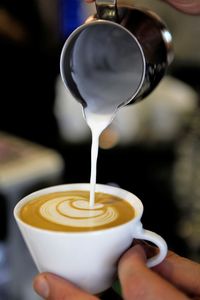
[33,273,99,300]
[118,245,189,300]
[153,250,200,296]
[84,0,200,15]
[164,0,200,15]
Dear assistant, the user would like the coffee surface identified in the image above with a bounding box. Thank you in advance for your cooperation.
[20,191,135,232]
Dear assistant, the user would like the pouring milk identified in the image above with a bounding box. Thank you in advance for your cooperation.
[68,24,145,207]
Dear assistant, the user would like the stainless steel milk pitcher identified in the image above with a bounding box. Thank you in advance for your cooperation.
[60,0,173,114]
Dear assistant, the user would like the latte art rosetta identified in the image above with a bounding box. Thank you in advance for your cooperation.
[40,196,118,228]
[20,191,135,232]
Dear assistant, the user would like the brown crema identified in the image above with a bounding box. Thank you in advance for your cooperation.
[20,191,135,232]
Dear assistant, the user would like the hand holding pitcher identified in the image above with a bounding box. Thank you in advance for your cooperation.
[86,0,200,15]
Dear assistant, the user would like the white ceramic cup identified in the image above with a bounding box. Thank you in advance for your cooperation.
[14,183,167,295]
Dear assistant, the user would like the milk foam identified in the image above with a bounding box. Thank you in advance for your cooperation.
[40,195,118,228]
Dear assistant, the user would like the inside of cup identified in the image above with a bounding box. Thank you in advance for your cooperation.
[14,183,143,221]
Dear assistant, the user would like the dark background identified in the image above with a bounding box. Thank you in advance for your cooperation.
[0,1,200,299]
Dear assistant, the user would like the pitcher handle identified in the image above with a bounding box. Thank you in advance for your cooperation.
[95,0,118,21]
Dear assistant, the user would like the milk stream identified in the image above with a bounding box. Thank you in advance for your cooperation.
[70,25,143,207]
[84,109,116,207]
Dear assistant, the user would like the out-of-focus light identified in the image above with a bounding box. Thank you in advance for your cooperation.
[60,0,83,38]
[99,127,119,149]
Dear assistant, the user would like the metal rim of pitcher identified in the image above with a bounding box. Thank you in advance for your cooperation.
[60,19,146,107]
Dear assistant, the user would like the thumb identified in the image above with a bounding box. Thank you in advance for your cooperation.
[33,273,99,300]
[118,245,188,300]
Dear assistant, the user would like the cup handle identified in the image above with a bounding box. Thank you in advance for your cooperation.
[133,224,168,268]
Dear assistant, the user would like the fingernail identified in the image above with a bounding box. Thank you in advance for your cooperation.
[34,275,49,298]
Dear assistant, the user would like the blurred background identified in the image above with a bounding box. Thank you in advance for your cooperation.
[0,0,200,299]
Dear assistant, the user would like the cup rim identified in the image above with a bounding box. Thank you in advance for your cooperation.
[14,183,143,235]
